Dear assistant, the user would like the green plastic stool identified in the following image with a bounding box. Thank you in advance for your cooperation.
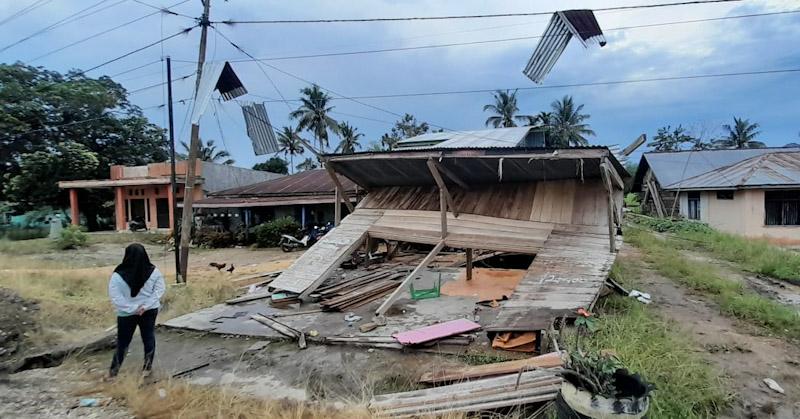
[409,272,441,300]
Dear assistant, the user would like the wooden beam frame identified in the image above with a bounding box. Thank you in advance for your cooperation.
[324,162,355,213]
[427,158,459,217]
[602,158,625,190]
[431,159,469,190]
[375,240,445,316]
[334,186,342,226]
[465,248,473,281]
[599,165,617,253]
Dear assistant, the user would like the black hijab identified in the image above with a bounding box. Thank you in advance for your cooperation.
[114,243,156,297]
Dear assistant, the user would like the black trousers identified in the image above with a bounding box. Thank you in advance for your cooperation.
[109,308,157,376]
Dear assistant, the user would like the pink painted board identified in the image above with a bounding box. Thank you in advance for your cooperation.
[392,319,481,345]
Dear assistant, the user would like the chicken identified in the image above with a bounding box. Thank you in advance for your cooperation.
[226,264,235,273]
[209,262,226,271]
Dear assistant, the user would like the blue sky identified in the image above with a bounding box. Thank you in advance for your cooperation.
[1,0,799,169]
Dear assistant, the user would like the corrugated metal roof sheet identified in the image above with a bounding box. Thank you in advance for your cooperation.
[643,148,800,188]
[396,127,533,149]
[666,151,800,190]
[207,169,356,197]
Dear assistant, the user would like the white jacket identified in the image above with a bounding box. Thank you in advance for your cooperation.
[108,268,166,315]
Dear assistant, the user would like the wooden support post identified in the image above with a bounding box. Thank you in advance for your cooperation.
[431,159,469,190]
[375,240,445,316]
[365,234,373,267]
[325,162,355,212]
[439,187,447,239]
[427,158,459,217]
[600,167,616,253]
[334,186,341,226]
[466,248,473,281]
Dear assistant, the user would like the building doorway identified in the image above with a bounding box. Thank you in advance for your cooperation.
[156,198,170,228]
[129,199,146,224]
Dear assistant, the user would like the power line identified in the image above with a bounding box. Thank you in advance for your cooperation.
[252,68,800,102]
[29,0,193,62]
[0,0,118,53]
[109,59,163,78]
[127,73,193,94]
[132,0,195,19]
[82,25,197,73]
[210,10,800,63]
[216,0,741,24]
[0,0,53,27]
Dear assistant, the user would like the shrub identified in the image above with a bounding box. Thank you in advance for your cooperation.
[3,227,49,241]
[624,193,641,214]
[631,216,712,234]
[254,217,300,247]
[57,225,87,249]
[194,227,236,248]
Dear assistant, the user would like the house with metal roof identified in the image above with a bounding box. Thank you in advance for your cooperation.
[632,148,800,243]
[192,168,362,230]
[395,126,547,149]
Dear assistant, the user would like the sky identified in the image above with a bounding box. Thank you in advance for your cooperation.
[1,0,799,170]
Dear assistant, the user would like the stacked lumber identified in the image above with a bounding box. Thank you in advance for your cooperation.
[370,369,563,417]
[315,268,408,311]
[419,351,563,384]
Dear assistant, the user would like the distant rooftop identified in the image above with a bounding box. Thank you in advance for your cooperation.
[395,127,544,149]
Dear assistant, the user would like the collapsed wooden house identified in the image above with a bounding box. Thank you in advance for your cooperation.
[268,145,627,335]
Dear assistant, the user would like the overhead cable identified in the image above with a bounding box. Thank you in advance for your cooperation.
[216,0,741,24]
[0,0,53,27]
[82,25,197,73]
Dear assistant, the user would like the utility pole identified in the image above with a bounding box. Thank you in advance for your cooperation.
[177,0,211,283]
[165,56,180,283]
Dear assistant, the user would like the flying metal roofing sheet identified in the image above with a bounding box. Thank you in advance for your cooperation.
[641,148,800,188]
[666,151,800,190]
[207,169,356,197]
[396,127,534,149]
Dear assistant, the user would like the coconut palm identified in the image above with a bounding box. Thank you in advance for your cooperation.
[289,84,339,152]
[180,138,234,165]
[276,126,305,174]
[713,117,766,149]
[380,133,399,150]
[335,122,363,154]
[483,90,531,128]
[548,95,595,147]
[296,157,319,172]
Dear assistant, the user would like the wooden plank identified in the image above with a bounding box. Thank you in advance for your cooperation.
[440,187,447,238]
[465,248,473,281]
[324,162,355,212]
[600,163,616,253]
[427,158,459,217]
[433,160,469,190]
[334,186,341,226]
[375,240,445,316]
[419,352,563,384]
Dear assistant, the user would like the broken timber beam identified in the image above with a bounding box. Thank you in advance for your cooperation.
[431,159,469,190]
[324,162,355,213]
[375,240,445,316]
[427,158,459,217]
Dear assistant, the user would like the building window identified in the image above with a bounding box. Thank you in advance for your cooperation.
[765,190,800,226]
[687,192,701,220]
[716,191,734,200]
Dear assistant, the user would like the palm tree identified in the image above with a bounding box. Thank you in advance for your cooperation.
[548,95,595,147]
[713,117,766,149]
[483,90,531,128]
[296,157,319,172]
[380,133,400,150]
[180,138,234,165]
[276,126,305,174]
[289,84,339,152]
[335,122,363,154]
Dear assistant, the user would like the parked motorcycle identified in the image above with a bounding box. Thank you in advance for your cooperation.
[128,217,147,232]
[279,224,330,252]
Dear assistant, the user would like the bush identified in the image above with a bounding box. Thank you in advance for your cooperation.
[254,217,300,247]
[631,216,713,234]
[2,227,49,241]
[58,225,87,249]
[194,227,236,248]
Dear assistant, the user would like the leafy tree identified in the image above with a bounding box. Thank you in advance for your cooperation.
[379,113,431,148]
[380,133,398,150]
[0,63,167,227]
[548,95,595,147]
[289,84,339,152]
[296,157,319,172]
[180,138,234,165]
[335,122,363,154]
[713,117,766,149]
[4,142,99,210]
[647,125,695,152]
[276,126,304,173]
[253,157,289,175]
[483,89,531,128]
[367,142,385,151]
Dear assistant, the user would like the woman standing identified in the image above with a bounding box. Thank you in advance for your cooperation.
[108,243,165,377]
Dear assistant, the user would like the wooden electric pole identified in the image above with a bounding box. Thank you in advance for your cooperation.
[177,0,211,283]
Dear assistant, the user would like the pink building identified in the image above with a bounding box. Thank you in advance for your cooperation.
[59,161,282,232]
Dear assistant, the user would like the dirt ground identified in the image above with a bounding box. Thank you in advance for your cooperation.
[621,246,800,418]
[0,288,39,368]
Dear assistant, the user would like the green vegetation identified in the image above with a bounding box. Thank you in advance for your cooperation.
[254,217,301,247]
[1,226,49,241]
[578,259,727,418]
[57,225,87,249]
[624,193,641,214]
[631,216,800,283]
[626,227,800,339]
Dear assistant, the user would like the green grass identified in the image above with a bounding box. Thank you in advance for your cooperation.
[570,258,728,419]
[0,237,56,254]
[627,226,800,340]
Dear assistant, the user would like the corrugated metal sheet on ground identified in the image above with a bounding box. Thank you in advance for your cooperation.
[666,151,800,190]
[392,319,481,345]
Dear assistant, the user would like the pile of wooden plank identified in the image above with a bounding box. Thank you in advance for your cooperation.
[369,369,563,417]
[315,268,409,311]
[419,351,563,384]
